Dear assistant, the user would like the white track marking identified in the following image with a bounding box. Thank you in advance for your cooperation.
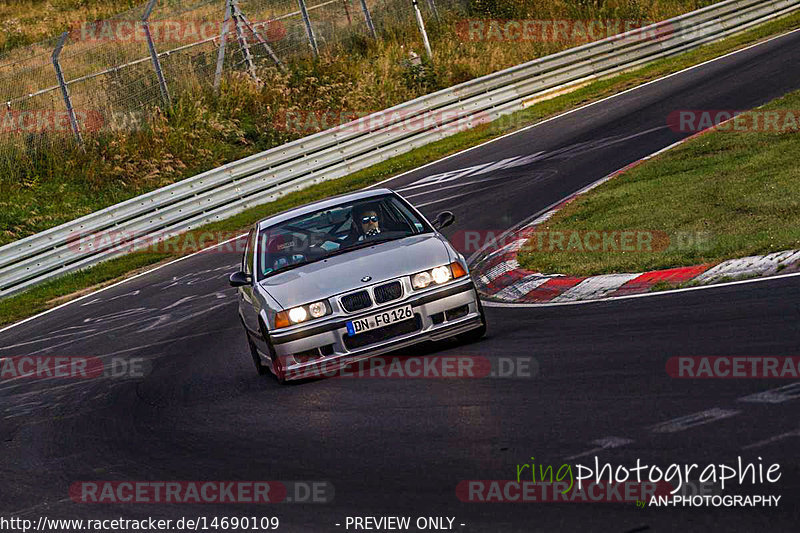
[564,437,634,460]
[738,382,800,403]
[649,408,741,434]
[742,428,800,450]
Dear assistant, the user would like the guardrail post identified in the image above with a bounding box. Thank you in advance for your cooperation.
[51,31,83,147]
[358,0,377,38]
[143,0,171,108]
[411,0,432,59]
[298,0,320,58]
[213,0,233,89]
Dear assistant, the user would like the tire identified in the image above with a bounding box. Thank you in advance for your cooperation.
[240,315,269,376]
[456,297,487,344]
[247,335,270,376]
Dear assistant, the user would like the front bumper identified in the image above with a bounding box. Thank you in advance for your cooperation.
[267,278,483,380]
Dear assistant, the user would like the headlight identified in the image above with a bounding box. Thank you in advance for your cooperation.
[275,300,331,328]
[308,301,327,318]
[288,307,308,323]
[411,262,467,290]
[431,265,451,284]
[412,271,433,289]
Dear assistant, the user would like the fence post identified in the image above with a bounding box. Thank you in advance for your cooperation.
[358,0,377,38]
[298,0,320,58]
[142,0,171,107]
[231,0,259,81]
[426,0,440,23]
[342,0,352,25]
[239,13,285,71]
[411,0,432,59]
[51,31,83,147]
[214,0,233,89]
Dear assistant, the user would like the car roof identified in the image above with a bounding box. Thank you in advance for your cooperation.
[256,188,397,230]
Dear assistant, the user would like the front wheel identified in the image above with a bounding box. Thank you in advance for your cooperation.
[247,335,270,376]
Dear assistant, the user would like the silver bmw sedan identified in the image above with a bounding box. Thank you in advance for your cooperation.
[229,188,487,382]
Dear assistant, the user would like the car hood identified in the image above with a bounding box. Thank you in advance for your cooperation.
[259,234,451,309]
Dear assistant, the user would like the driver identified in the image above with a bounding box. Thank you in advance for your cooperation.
[343,203,382,246]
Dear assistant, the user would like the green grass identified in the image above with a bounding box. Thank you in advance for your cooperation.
[518,89,800,277]
[2,12,800,327]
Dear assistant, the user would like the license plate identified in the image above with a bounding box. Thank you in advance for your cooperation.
[346,304,413,335]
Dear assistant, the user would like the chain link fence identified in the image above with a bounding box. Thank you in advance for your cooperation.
[0,0,467,158]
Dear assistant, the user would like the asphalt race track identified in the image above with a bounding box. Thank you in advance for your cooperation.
[2,29,800,532]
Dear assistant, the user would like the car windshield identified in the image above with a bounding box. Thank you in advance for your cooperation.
[256,194,431,280]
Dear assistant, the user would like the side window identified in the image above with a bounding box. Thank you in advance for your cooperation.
[243,228,257,275]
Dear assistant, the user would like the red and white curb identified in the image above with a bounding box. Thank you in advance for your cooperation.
[474,231,800,304]
[471,139,800,304]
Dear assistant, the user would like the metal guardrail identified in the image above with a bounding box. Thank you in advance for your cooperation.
[1,0,799,298]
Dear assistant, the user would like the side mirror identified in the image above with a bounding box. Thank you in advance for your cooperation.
[433,211,456,230]
[229,271,252,287]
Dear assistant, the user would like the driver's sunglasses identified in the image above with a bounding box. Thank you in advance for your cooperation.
[361,215,379,224]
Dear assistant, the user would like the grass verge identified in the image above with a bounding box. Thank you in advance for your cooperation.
[517,88,800,277]
[2,12,800,327]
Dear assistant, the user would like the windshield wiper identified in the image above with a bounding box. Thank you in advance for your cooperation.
[327,235,400,257]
